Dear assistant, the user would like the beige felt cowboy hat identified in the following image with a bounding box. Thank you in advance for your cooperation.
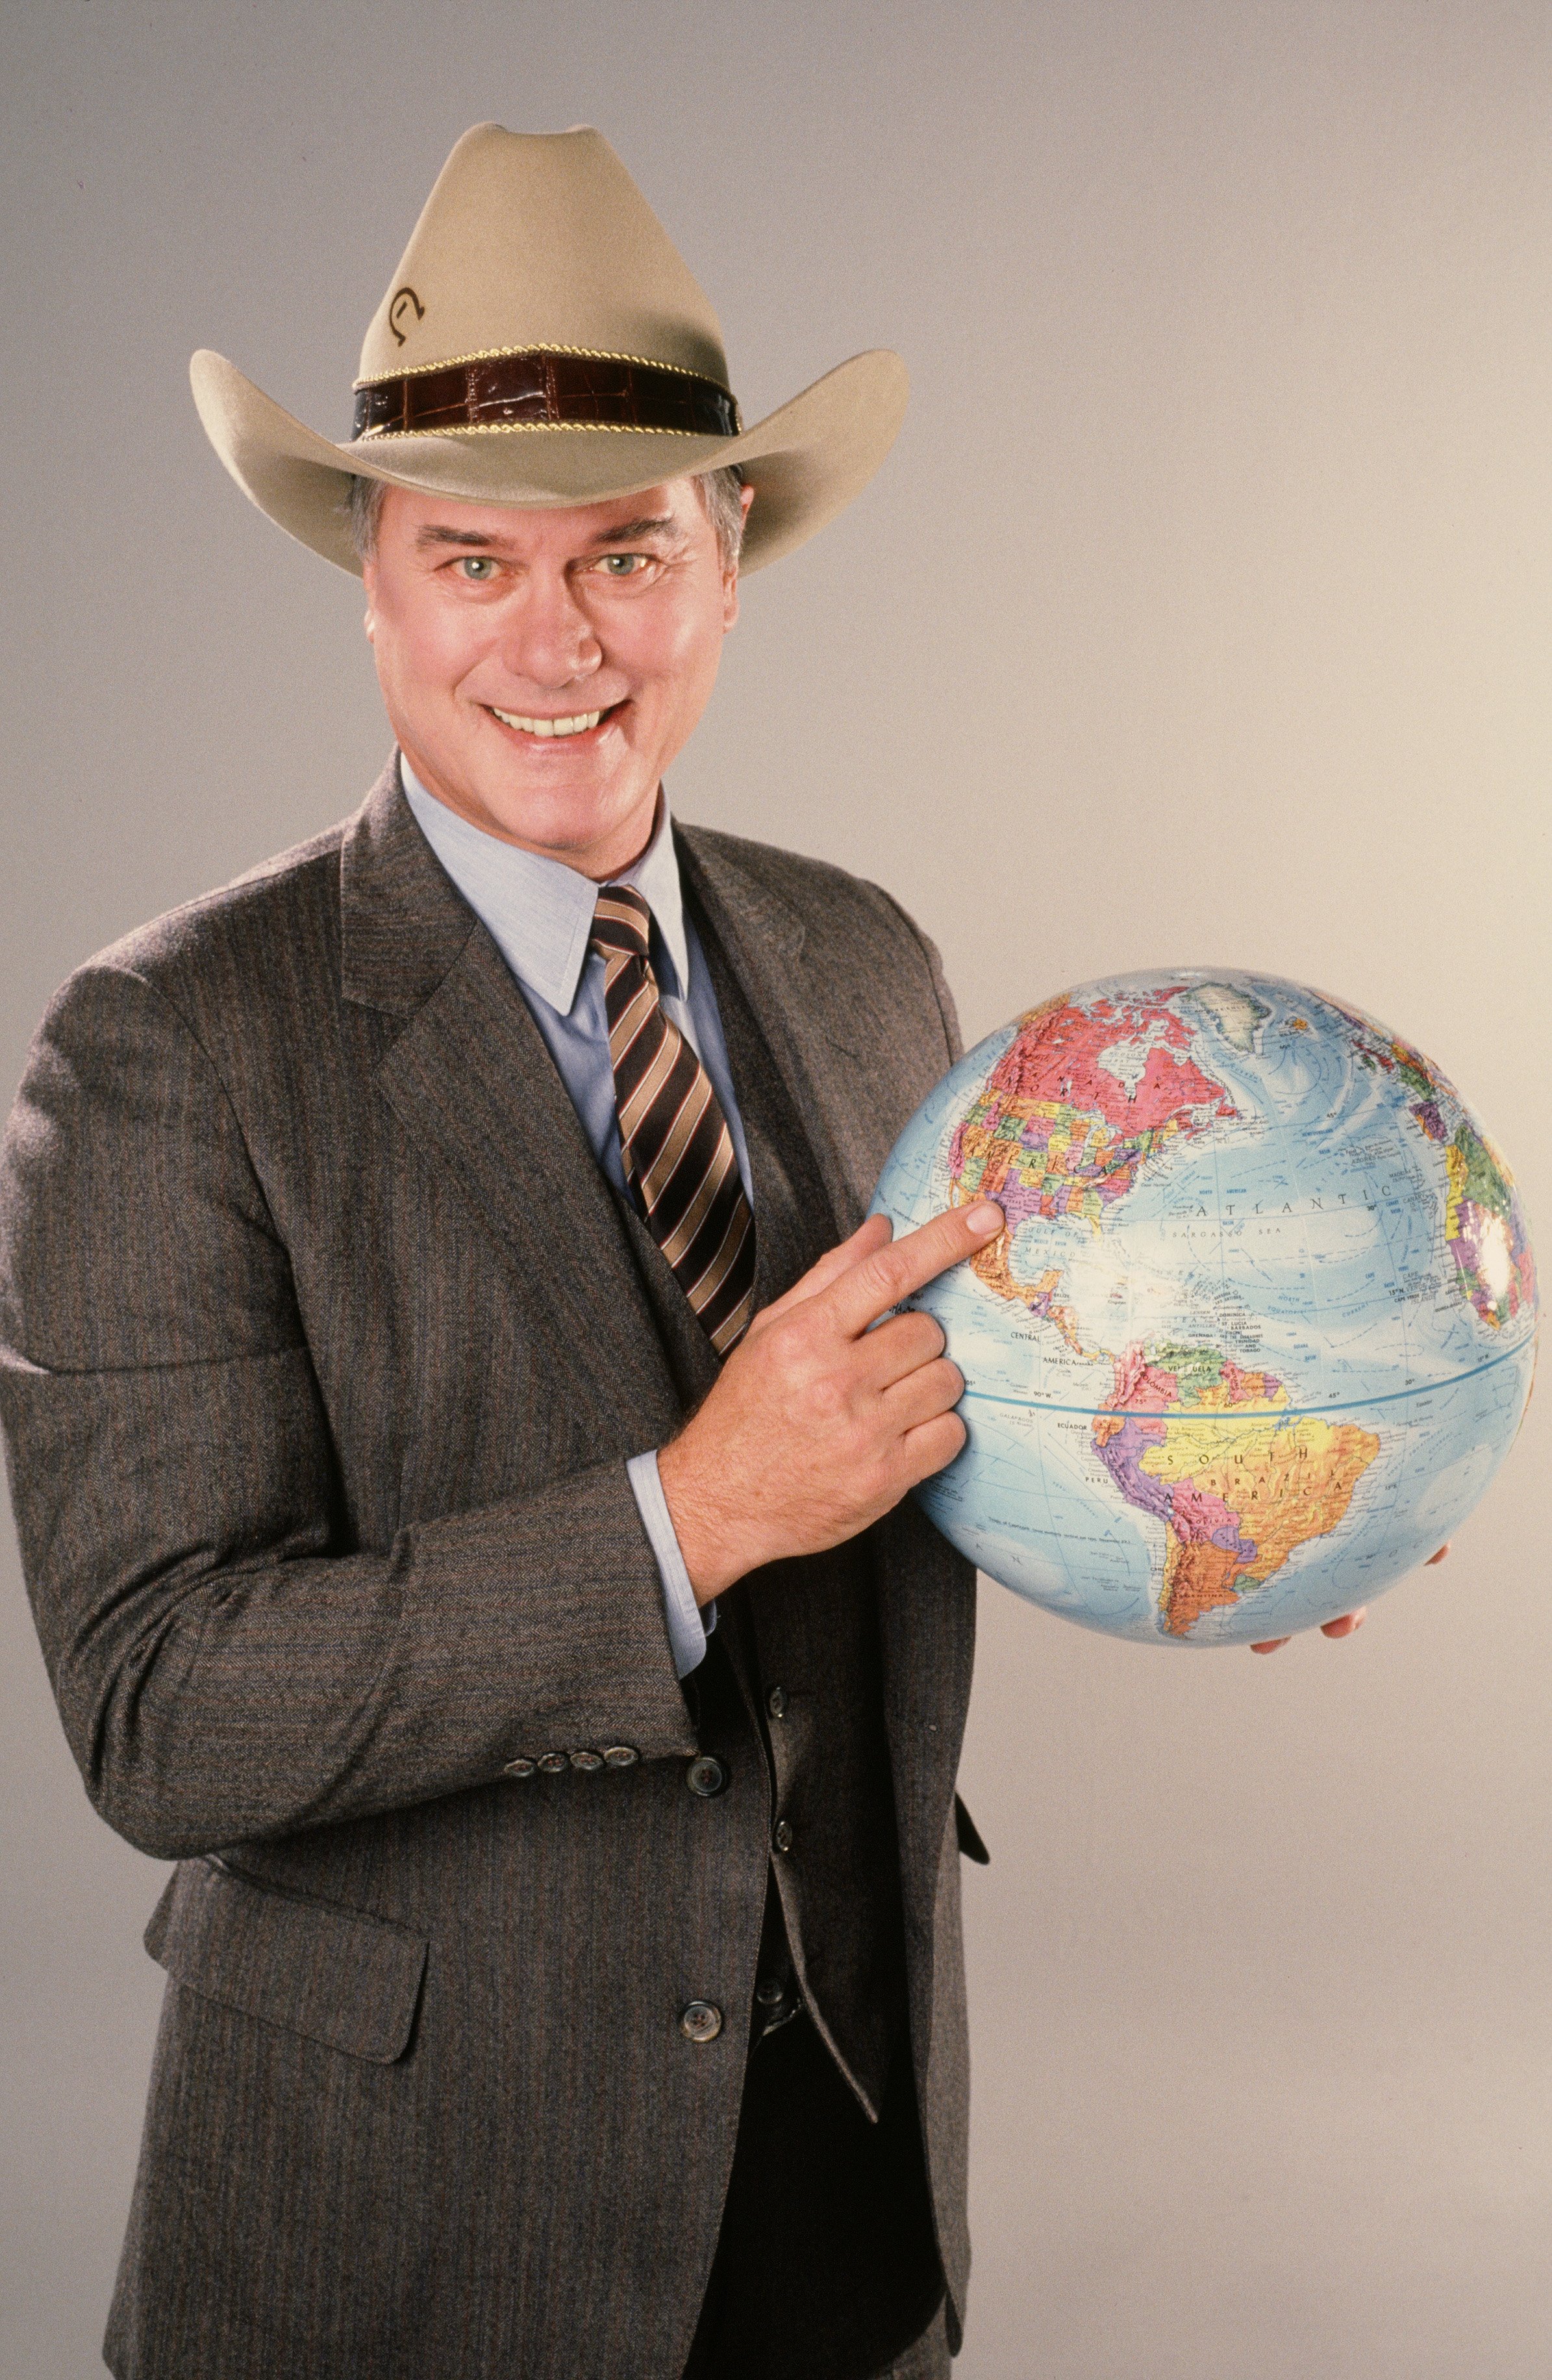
[192,122,908,576]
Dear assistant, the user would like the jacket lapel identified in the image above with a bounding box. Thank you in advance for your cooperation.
[675,828,863,1235]
[677,824,976,1912]
[339,762,684,1451]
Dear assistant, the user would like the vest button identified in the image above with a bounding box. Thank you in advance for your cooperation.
[773,1819,794,1853]
[767,1684,788,1720]
[680,2001,723,2044]
[602,1745,639,1767]
[503,1758,535,1779]
[569,1749,604,1772]
[536,1752,568,1774]
[685,1755,728,1799]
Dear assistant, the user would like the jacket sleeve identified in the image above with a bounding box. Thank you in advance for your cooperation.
[916,918,964,1065]
[0,962,697,1862]
[873,889,964,1067]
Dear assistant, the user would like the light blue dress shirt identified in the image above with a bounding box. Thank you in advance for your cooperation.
[401,759,746,1678]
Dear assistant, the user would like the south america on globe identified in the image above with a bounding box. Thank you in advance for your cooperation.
[871,971,1538,1645]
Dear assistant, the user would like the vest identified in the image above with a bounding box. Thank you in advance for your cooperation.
[614,887,909,2116]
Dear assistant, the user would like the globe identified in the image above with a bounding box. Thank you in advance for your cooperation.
[872,970,1538,1646]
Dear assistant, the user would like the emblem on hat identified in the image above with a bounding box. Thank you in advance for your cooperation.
[387,288,425,346]
[190,123,908,576]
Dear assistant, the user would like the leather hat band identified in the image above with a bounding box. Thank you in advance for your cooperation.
[353,348,741,440]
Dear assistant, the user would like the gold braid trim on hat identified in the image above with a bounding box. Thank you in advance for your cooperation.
[353,341,730,390]
[354,420,718,440]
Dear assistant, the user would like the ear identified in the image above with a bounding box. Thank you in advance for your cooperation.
[721,481,757,629]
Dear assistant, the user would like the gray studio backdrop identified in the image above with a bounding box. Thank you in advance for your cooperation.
[3,5,1549,2375]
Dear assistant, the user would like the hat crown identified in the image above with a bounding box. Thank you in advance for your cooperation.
[357,124,731,390]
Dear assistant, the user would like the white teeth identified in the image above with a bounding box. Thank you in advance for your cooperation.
[491,707,604,738]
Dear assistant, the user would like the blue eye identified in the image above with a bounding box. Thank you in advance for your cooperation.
[600,553,644,576]
[459,555,496,581]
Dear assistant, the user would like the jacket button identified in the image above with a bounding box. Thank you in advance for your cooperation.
[767,1684,788,1720]
[503,1757,536,1779]
[685,1755,728,1799]
[773,1819,794,1853]
[569,1749,604,1772]
[680,2001,723,2044]
[536,1752,568,1774]
[602,1745,639,1768]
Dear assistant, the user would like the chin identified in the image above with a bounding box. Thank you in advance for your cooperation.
[481,774,644,855]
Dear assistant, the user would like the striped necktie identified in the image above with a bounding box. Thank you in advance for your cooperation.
[591,884,757,1354]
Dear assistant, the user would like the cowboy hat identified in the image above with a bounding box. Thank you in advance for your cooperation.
[191,122,908,576]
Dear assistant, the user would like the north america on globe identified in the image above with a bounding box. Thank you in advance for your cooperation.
[872,970,1538,1646]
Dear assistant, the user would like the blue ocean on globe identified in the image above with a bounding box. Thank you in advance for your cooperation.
[871,970,1538,1646]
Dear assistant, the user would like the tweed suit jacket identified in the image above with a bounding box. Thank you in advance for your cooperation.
[0,761,979,2380]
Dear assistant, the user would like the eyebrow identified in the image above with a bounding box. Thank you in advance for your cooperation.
[586,515,682,546]
[412,513,686,555]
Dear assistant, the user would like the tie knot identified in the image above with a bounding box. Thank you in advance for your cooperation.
[592,883,653,964]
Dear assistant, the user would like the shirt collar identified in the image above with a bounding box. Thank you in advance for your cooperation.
[399,755,691,1017]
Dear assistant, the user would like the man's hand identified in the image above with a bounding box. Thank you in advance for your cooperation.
[1249,1541,1451,1654]
[657,1202,1005,1603]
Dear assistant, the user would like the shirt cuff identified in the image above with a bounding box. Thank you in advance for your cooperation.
[626,1449,714,1678]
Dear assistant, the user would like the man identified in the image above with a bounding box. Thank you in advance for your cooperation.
[2,123,1377,2380]
[0,123,992,2380]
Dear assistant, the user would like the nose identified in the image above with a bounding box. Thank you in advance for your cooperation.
[499,565,603,692]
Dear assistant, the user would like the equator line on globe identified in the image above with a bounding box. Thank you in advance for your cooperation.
[871,970,1538,1647]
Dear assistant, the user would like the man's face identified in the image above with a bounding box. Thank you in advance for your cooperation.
[362,477,749,879]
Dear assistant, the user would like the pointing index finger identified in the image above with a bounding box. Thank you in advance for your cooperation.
[827,1201,1004,1337]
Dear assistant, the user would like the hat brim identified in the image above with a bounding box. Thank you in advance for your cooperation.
[189,347,908,576]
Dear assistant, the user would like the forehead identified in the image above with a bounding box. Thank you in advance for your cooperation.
[376,478,707,555]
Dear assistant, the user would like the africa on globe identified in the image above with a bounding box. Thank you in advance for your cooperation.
[872,971,1538,1646]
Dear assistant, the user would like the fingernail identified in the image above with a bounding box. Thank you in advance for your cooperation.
[965,1201,1004,1236]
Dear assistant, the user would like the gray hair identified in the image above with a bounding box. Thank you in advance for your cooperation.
[347,462,747,572]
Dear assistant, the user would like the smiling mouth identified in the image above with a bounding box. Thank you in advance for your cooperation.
[488,703,619,739]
